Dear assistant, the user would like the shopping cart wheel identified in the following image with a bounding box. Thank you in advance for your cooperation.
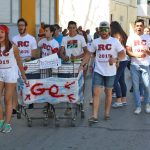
[17,112,21,119]
[48,110,54,118]
[27,119,32,127]
[81,110,85,119]
[43,118,48,126]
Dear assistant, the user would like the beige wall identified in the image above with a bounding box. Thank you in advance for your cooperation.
[110,0,137,35]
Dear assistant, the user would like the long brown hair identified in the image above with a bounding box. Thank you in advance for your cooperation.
[3,32,12,53]
[110,21,128,48]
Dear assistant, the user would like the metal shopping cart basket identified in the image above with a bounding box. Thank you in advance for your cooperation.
[17,56,84,127]
[51,62,85,127]
[17,56,60,127]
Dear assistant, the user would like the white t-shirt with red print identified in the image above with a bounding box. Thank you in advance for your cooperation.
[12,34,37,60]
[89,36,124,76]
[126,33,150,66]
[38,38,59,57]
[0,46,17,69]
[61,34,87,58]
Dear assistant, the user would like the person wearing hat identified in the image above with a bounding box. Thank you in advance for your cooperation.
[79,21,125,123]
[0,25,26,133]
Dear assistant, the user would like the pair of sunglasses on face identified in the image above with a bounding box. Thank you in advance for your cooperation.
[100,27,109,32]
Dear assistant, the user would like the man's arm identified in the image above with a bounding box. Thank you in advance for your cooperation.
[126,46,146,58]
[31,37,40,59]
[79,50,92,70]
[32,49,40,59]
[118,50,125,60]
[59,46,69,62]
[109,49,125,65]
[70,46,88,60]
[13,45,27,83]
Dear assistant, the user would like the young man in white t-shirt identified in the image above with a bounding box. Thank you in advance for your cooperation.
[38,24,59,57]
[60,21,87,62]
[59,21,88,115]
[126,19,150,115]
[12,18,38,111]
[12,18,38,61]
[79,21,125,123]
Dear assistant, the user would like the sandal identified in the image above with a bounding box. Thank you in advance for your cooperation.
[88,117,98,123]
[104,115,110,120]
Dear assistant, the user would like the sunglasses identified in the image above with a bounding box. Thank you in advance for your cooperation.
[100,27,109,32]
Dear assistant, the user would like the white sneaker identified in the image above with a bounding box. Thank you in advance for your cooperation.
[112,93,116,98]
[112,102,123,108]
[134,107,141,115]
[145,104,150,113]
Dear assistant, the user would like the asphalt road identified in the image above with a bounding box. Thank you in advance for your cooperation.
[1,68,150,150]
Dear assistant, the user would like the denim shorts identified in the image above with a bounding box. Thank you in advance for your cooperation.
[93,72,115,88]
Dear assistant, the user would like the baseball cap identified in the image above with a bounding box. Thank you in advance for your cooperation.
[99,21,110,28]
[0,25,9,33]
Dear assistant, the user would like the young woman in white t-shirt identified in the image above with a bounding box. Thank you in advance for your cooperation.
[0,25,26,133]
[110,21,129,108]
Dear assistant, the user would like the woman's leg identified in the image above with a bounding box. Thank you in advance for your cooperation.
[4,83,16,123]
[118,61,128,102]
[113,64,123,103]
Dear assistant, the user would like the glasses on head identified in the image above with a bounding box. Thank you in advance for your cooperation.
[100,27,109,32]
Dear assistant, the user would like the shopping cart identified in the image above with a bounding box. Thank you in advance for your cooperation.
[51,62,84,127]
[17,55,60,127]
[17,56,84,127]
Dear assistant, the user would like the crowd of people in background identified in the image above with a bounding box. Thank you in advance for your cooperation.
[0,17,150,133]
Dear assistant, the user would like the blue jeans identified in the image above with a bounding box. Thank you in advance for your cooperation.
[114,61,128,98]
[93,72,115,88]
[130,64,150,107]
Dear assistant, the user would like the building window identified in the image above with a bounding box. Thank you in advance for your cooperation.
[36,0,55,25]
[0,0,20,24]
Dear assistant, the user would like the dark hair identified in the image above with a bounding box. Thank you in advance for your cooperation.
[44,24,56,36]
[110,21,128,47]
[68,21,77,28]
[17,18,28,26]
[1,32,12,53]
[54,24,60,30]
[134,19,144,26]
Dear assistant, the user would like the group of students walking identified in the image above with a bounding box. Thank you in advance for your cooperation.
[0,17,150,133]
